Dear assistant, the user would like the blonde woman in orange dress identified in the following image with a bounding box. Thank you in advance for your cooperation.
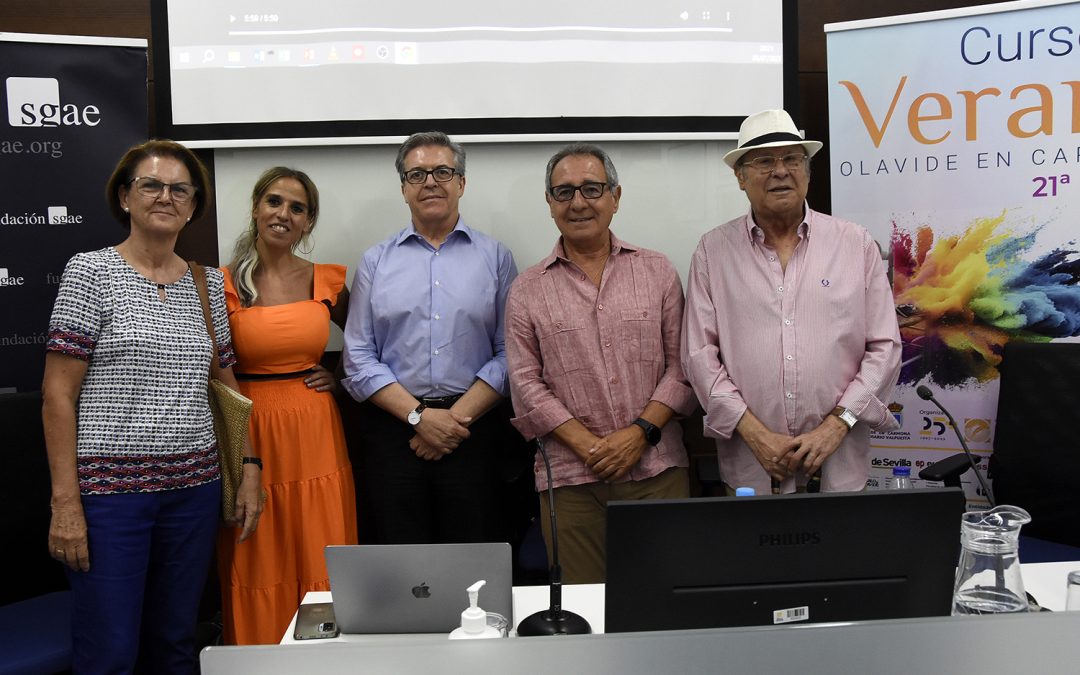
[217,167,358,644]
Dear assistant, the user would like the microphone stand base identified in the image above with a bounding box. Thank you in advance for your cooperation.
[516,609,592,636]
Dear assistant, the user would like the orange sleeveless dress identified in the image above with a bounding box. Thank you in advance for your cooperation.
[217,265,358,645]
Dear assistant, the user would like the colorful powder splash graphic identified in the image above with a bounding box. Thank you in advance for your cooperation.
[892,212,1080,388]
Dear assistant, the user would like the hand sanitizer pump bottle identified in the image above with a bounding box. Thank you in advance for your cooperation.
[448,580,503,639]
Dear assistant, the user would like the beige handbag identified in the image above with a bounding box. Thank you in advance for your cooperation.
[189,262,253,521]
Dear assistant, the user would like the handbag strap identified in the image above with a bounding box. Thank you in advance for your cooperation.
[188,261,222,380]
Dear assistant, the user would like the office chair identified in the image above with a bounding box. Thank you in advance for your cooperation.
[921,342,1080,562]
[0,591,72,675]
[0,392,72,673]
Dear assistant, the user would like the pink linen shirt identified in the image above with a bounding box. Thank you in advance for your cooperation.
[682,206,901,494]
[507,235,697,491]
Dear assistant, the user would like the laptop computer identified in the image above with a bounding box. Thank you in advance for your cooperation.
[325,543,513,634]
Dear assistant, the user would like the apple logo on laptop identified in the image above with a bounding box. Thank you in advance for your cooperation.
[412,582,431,599]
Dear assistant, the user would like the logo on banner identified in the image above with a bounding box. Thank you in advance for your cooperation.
[0,206,82,226]
[871,457,913,468]
[888,402,904,426]
[0,268,26,287]
[0,331,46,346]
[920,415,949,437]
[963,418,992,443]
[47,206,82,225]
[6,77,101,128]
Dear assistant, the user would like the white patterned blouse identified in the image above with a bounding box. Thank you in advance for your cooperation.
[46,247,237,494]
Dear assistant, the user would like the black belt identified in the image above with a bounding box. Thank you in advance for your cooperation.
[418,393,464,409]
[234,368,314,381]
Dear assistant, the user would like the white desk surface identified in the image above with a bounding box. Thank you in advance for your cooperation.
[280,560,1077,644]
[280,583,604,644]
[204,602,1080,675]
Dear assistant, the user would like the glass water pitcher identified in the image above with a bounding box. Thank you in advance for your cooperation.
[952,505,1032,615]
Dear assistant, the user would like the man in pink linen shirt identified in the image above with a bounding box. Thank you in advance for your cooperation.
[682,109,901,496]
[506,143,697,583]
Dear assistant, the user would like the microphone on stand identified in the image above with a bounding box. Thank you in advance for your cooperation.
[515,438,591,637]
[916,385,995,506]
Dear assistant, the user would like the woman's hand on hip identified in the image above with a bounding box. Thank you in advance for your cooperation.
[304,365,338,393]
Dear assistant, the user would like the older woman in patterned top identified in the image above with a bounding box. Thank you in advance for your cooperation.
[41,139,263,674]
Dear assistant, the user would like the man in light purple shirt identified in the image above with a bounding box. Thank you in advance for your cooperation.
[506,143,697,583]
[683,109,901,496]
[342,131,517,543]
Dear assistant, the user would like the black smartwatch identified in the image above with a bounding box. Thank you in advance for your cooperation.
[242,456,263,470]
[631,417,662,446]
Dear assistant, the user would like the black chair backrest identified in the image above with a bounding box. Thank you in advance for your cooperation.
[990,342,1080,547]
[0,391,69,605]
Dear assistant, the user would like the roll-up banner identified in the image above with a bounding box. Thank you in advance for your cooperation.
[827,0,1080,503]
[0,33,148,392]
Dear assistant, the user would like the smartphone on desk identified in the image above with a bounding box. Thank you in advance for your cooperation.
[294,602,340,640]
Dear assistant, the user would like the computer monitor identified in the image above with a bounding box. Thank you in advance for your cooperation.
[605,488,966,633]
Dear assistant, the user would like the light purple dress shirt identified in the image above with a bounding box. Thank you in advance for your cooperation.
[342,219,517,401]
[682,206,901,494]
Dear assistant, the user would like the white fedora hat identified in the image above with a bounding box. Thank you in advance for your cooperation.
[723,109,823,168]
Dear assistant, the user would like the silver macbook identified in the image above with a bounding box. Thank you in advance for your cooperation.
[325,543,513,634]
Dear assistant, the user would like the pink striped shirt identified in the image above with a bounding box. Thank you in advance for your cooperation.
[507,235,697,490]
[682,206,901,494]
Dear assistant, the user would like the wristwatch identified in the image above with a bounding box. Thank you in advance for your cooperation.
[242,456,263,470]
[830,406,858,430]
[632,417,662,446]
[407,402,427,427]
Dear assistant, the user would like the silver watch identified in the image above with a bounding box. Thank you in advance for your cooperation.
[407,402,426,426]
[831,406,857,430]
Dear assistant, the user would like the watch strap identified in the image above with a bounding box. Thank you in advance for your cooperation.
[632,417,662,445]
[408,402,427,426]
[830,406,857,430]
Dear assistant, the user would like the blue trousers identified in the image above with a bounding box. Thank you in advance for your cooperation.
[66,480,220,675]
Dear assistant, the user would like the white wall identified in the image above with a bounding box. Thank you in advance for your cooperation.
[213,140,750,347]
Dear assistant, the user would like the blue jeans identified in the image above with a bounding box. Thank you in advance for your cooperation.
[66,480,220,675]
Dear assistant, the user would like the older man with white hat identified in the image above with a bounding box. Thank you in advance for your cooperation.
[681,109,901,495]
